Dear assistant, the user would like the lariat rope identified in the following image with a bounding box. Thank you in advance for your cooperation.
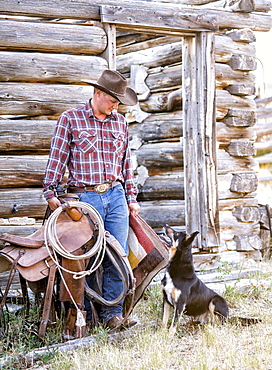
[44,201,134,319]
[44,201,106,280]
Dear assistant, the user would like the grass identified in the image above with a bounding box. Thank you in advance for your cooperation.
[2,261,272,369]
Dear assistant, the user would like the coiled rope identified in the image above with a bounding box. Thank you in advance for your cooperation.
[44,201,133,309]
[44,201,106,279]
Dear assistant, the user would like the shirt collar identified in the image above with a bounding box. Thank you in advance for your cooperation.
[86,99,116,122]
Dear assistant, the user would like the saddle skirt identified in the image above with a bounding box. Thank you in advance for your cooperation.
[0,211,94,282]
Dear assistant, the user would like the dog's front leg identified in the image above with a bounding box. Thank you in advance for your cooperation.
[169,303,185,336]
[162,297,172,329]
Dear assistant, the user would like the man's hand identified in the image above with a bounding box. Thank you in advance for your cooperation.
[48,196,61,211]
[128,202,140,217]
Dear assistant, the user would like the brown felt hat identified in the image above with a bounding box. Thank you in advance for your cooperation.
[84,69,138,106]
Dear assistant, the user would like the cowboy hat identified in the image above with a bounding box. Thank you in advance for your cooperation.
[83,69,138,106]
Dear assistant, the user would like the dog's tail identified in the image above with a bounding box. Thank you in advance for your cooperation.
[212,295,229,322]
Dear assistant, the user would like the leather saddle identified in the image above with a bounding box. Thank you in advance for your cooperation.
[0,210,94,282]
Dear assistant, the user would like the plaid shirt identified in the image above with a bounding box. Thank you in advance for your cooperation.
[43,100,138,203]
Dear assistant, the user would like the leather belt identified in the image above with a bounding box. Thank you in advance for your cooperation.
[67,181,120,195]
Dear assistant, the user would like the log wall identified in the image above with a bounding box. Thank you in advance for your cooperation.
[0,0,271,267]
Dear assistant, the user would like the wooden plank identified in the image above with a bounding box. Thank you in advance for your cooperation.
[218,173,257,200]
[0,0,270,32]
[0,51,107,83]
[0,188,47,218]
[133,62,254,92]
[219,198,259,211]
[0,82,257,119]
[129,111,183,142]
[138,200,185,229]
[0,155,49,187]
[195,32,219,248]
[223,108,256,127]
[217,149,259,174]
[0,224,40,239]
[117,35,182,56]
[216,89,256,120]
[219,210,260,242]
[0,20,107,54]
[183,36,200,244]
[0,83,92,116]
[137,173,184,200]
[117,34,256,74]
[101,23,116,70]
[140,88,182,113]
[0,120,56,152]
[101,5,219,33]
[136,141,183,170]
[216,122,256,145]
[227,140,256,157]
[117,41,183,74]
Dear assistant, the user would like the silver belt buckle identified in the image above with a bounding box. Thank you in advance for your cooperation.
[94,183,111,194]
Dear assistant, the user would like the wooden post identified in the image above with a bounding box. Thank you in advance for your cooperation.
[101,23,116,70]
[183,32,219,250]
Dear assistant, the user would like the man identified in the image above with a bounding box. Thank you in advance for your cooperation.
[43,69,140,329]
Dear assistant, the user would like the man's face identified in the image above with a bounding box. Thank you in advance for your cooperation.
[97,90,120,116]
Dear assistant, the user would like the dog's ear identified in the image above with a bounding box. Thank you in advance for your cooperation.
[184,231,199,247]
[164,224,174,239]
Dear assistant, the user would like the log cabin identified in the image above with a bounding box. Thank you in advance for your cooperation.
[0,0,272,284]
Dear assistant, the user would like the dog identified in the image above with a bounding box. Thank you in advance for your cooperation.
[161,225,229,335]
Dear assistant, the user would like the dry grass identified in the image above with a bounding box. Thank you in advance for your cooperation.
[42,260,272,370]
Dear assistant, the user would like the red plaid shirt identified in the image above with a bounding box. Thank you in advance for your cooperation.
[43,100,138,203]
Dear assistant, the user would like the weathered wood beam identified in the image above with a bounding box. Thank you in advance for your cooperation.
[117,36,181,56]
[0,20,107,54]
[129,111,183,142]
[0,51,107,83]
[0,120,56,152]
[217,122,256,145]
[226,28,256,43]
[0,83,92,116]
[216,89,256,120]
[220,210,260,245]
[101,5,219,33]
[101,23,116,70]
[217,149,259,174]
[137,173,184,201]
[138,200,185,228]
[218,173,258,199]
[147,0,272,13]
[0,0,270,32]
[0,155,49,187]
[117,41,182,74]
[255,140,272,151]
[227,140,256,157]
[254,122,272,137]
[130,62,254,92]
[228,54,257,71]
[136,141,183,170]
[0,82,256,119]
[222,108,256,127]
[117,34,255,74]
[0,188,47,218]
[140,88,182,113]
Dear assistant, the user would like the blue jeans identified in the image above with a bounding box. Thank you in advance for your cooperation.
[77,183,129,322]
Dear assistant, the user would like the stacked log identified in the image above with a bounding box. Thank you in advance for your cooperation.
[117,28,261,256]
[0,0,271,265]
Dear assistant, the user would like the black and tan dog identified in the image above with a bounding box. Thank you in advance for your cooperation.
[161,225,229,334]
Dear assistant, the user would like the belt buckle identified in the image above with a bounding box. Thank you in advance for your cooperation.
[94,183,110,194]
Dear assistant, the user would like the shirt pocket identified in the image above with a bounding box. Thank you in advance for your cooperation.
[78,130,97,153]
[112,132,125,156]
